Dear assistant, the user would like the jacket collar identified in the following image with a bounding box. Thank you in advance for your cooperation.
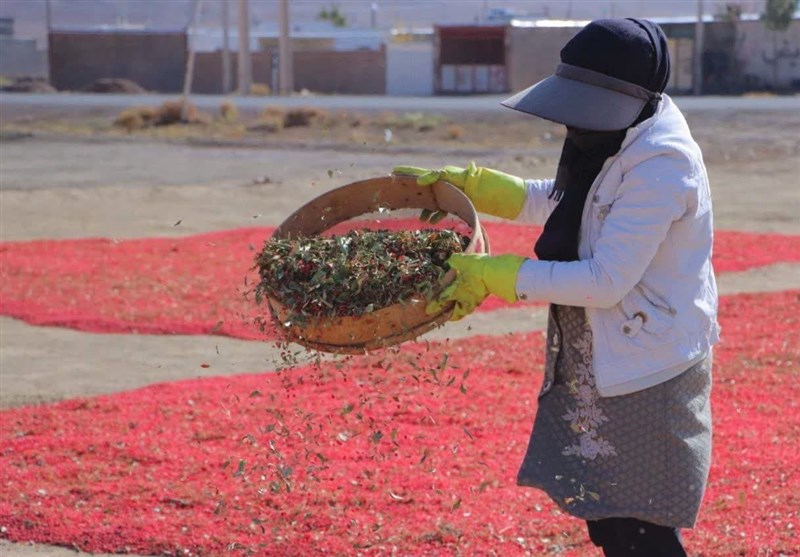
[619,94,672,150]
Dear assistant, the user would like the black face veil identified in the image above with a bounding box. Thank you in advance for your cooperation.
[533,18,672,263]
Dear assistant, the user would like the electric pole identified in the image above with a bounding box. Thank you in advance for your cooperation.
[237,0,252,95]
[44,0,52,77]
[693,0,704,95]
[278,0,294,94]
[45,0,52,31]
[182,0,203,120]
[221,0,232,94]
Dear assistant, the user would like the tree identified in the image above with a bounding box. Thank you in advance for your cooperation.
[713,3,746,92]
[761,0,799,89]
[717,3,743,21]
[761,0,797,31]
[317,5,347,27]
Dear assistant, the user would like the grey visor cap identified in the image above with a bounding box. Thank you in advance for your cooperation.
[500,64,655,131]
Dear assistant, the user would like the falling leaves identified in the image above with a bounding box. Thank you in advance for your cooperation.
[370,430,384,444]
[388,490,406,501]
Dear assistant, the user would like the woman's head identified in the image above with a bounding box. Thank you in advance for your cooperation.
[501,18,671,131]
[561,19,670,95]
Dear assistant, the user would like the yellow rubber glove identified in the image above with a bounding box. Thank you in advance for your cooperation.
[393,161,526,220]
[428,253,526,321]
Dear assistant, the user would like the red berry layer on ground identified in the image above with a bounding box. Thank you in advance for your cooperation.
[1,223,798,342]
[1,290,798,556]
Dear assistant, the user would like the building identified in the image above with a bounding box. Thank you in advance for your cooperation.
[433,14,800,96]
[192,24,387,95]
[36,12,800,96]
[0,17,48,79]
[48,28,187,92]
[386,28,435,96]
[44,23,386,95]
[434,24,508,94]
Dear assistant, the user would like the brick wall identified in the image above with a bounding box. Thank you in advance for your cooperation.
[193,50,273,94]
[195,48,385,95]
[48,31,386,95]
[291,47,386,94]
[48,31,186,92]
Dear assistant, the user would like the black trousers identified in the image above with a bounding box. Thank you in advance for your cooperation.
[587,518,687,557]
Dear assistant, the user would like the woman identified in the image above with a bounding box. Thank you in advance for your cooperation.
[395,19,719,557]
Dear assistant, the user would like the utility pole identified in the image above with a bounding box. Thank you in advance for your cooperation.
[237,0,252,95]
[45,0,52,31]
[181,0,203,120]
[44,0,52,77]
[221,0,232,94]
[693,0,704,95]
[278,0,293,94]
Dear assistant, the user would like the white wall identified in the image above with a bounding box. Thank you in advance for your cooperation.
[0,37,47,77]
[736,19,800,89]
[386,42,434,96]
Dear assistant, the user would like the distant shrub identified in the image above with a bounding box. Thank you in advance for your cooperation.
[113,101,208,131]
[260,106,286,120]
[445,124,464,141]
[155,101,194,125]
[84,78,146,94]
[247,106,284,133]
[114,109,145,132]
[246,105,328,133]
[113,106,157,132]
[1,76,56,93]
[284,107,327,128]
[247,114,284,133]
[250,83,271,96]
[383,111,445,132]
[154,101,210,126]
[219,100,239,122]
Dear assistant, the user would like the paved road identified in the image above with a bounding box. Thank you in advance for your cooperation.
[2,91,799,113]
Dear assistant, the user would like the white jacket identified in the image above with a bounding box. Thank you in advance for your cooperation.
[515,95,720,397]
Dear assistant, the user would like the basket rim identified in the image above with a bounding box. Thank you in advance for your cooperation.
[261,175,486,352]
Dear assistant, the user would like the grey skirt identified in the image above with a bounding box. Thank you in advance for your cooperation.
[517,304,712,528]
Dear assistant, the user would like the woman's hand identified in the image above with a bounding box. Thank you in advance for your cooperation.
[428,253,527,321]
[393,162,527,220]
[392,165,473,188]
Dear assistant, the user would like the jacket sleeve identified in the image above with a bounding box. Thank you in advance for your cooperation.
[515,179,559,224]
[515,154,695,308]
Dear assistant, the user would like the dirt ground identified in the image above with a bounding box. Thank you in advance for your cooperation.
[0,104,798,556]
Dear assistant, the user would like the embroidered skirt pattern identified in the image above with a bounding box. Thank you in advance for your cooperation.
[516,304,712,528]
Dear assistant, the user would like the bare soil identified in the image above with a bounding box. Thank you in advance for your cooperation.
[0,104,798,556]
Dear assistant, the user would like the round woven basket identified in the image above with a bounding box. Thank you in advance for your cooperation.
[266,175,488,354]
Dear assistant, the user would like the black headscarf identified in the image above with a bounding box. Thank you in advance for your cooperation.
[534,18,671,263]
